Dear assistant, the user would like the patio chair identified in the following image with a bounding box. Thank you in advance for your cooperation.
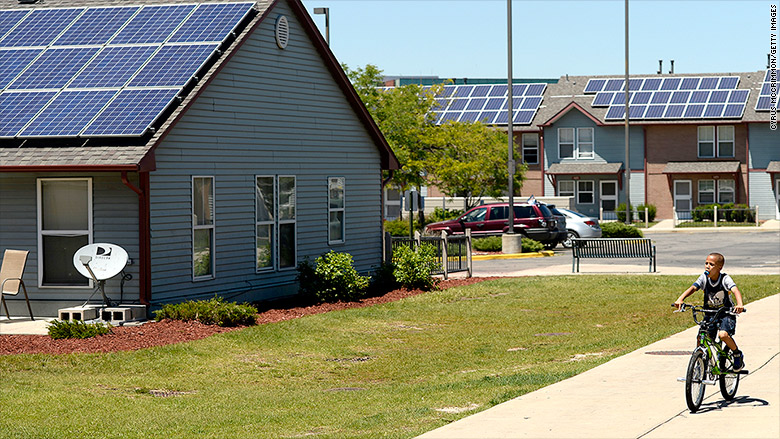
[0,249,34,320]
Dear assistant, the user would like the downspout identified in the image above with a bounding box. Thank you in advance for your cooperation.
[539,130,545,196]
[121,171,151,307]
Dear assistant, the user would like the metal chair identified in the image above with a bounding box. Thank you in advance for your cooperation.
[0,249,34,320]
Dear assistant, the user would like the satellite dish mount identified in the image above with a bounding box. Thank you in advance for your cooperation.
[73,243,129,307]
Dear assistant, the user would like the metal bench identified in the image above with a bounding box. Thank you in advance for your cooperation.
[571,238,656,273]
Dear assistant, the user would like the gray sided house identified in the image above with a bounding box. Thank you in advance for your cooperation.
[0,0,398,317]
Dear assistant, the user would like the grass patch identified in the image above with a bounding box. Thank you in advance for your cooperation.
[1,275,777,438]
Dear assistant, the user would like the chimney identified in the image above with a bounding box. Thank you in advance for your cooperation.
[669,60,675,74]
[657,60,663,75]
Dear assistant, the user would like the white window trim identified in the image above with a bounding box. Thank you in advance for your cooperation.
[697,126,715,158]
[717,125,735,158]
[698,125,735,158]
[717,179,736,204]
[328,176,346,245]
[256,175,275,272]
[522,133,539,164]
[576,127,594,159]
[192,176,215,281]
[577,180,595,205]
[36,178,93,289]
[698,179,716,204]
[558,127,575,159]
[277,175,297,271]
[674,180,693,213]
[558,180,575,197]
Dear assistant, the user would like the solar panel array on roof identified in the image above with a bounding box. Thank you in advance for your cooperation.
[584,76,751,121]
[424,83,547,125]
[755,69,777,111]
[0,2,254,138]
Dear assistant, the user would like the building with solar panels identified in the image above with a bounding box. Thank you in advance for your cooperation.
[382,70,777,224]
[0,0,399,317]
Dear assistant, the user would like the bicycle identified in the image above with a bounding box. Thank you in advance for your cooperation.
[673,303,748,413]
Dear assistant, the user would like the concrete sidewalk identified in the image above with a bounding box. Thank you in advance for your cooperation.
[418,293,780,439]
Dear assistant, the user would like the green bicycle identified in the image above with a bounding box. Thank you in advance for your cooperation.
[674,303,748,413]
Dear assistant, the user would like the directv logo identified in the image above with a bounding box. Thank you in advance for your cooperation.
[96,246,113,258]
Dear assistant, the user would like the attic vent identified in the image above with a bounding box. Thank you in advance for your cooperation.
[275,15,289,49]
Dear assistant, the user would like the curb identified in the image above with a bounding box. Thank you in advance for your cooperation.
[472,251,555,261]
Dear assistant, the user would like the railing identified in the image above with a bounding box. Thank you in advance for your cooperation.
[387,230,472,279]
[674,206,759,227]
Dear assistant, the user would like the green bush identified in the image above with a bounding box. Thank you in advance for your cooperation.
[369,262,399,294]
[600,222,644,238]
[615,203,634,223]
[426,207,463,223]
[636,204,657,222]
[692,204,717,222]
[297,251,370,303]
[392,244,439,290]
[473,236,502,252]
[154,296,258,327]
[384,218,422,237]
[48,320,112,339]
[522,238,545,253]
[723,203,754,223]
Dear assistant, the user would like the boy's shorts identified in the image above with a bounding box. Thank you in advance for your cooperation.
[705,313,736,338]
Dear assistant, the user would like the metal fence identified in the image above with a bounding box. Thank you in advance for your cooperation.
[674,206,759,227]
[388,231,472,279]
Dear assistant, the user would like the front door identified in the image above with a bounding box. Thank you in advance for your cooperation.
[674,180,692,219]
[600,180,618,213]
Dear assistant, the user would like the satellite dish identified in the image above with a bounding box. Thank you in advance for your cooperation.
[73,243,128,281]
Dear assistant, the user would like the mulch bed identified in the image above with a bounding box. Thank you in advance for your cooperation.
[0,277,495,356]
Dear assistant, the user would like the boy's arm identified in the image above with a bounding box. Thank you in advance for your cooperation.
[730,286,744,313]
[675,285,698,309]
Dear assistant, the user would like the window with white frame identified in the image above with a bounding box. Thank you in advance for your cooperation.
[328,177,345,244]
[193,177,215,280]
[522,133,539,164]
[256,175,297,271]
[558,180,575,197]
[698,180,716,204]
[37,178,92,287]
[558,128,575,159]
[255,176,274,271]
[698,125,735,158]
[278,176,296,269]
[577,180,595,204]
[577,128,594,158]
[718,179,735,204]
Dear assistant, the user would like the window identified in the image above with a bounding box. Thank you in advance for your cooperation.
[37,178,92,287]
[328,177,345,244]
[558,128,575,159]
[463,207,487,222]
[698,180,715,204]
[577,128,594,158]
[577,180,595,204]
[522,133,539,164]
[718,179,735,204]
[698,125,735,158]
[558,180,575,197]
[384,188,401,220]
[718,126,735,158]
[256,175,297,271]
[193,177,214,280]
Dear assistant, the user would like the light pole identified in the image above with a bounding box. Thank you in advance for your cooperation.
[313,7,329,46]
[623,0,631,224]
[506,0,515,234]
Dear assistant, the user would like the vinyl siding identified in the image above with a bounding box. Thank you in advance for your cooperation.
[749,171,779,220]
[748,124,779,169]
[148,0,383,304]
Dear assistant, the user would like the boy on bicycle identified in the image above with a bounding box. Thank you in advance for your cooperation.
[674,252,745,371]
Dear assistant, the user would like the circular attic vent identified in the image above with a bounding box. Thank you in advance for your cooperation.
[275,15,289,49]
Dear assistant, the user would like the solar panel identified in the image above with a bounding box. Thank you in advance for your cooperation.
[663,105,685,119]
[84,88,180,136]
[605,105,625,120]
[670,91,690,104]
[723,104,745,118]
[709,90,728,103]
[689,90,709,104]
[71,46,157,88]
[454,85,473,97]
[728,89,749,103]
[650,91,671,104]
[717,76,739,89]
[169,2,254,43]
[460,112,479,122]
[755,69,777,111]
[521,97,542,110]
[604,79,624,91]
[484,98,504,110]
[512,84,527,96]
[645,105,665,119]
[703,104,724,118]
[627,78,643,91]
[466,98,486,111]
[429,83,546,125]
[470,85,491,97]
[110,4,195,44]
[8,47,99,90]
[488,85,507,96]
[755,96,773,111]
[525,84,546,96]
[679,77,700,90]
[660,77,681,90]
[0,8,83,47]
[628,105,646,119]
[684,104,705,118]
[584,79,606,94]
[20,89,117,137]
[0,90,56,137]
[478,111,498,124]
[641,78,662,91]
[514,110,535,124]
[53,7,139,46]
[0,48,41,88]
[0,10,31,40]
[128,44,217,87]
[448,99,467,111]
[698,77,718,89]
[631,92,652,105]
[592,92,614,107]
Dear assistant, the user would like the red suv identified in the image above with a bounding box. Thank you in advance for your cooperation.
[424,202,562,246]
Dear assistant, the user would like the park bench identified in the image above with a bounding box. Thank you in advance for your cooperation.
[571,238,656,273]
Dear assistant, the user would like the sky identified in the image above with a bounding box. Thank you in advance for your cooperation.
[299,0,775,80]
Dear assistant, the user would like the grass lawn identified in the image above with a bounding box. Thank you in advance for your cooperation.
[1,275,778,438]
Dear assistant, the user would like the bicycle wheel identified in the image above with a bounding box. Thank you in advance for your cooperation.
[719,356,740,400]
[685,349,706,412]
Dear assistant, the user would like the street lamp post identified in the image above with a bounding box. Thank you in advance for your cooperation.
[506,0,515,234]
[313,7,330,46]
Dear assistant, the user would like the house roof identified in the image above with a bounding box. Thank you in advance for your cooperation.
[0,0,399,171]
[662,161,741,174]
[767,161,780,173]
[547,162,623,175]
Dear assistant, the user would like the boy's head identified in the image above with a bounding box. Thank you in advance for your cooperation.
[705,252,725,274]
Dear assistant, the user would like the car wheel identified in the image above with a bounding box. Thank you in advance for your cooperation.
[562,230,579,248]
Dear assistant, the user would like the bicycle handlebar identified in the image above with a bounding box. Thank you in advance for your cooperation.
[671,303,746,315]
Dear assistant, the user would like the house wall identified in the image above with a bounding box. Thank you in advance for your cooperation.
[147,0,383,305]
[0,172,140,316]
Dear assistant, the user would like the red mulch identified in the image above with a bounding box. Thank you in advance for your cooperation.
[0,277,495,356]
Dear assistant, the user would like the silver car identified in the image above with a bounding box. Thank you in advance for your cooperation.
[553,207,602,248]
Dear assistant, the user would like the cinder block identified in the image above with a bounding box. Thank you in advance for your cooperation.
[58,306,99,321]
[101,306,146,323]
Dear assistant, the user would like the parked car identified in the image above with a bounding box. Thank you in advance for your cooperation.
[553,207,602,248]
[424,202,561,247]
[541,203,569,249]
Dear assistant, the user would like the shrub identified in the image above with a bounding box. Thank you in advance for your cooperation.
[48,320,112,339]
[636,204,657,222]
[393,243,439,290]
[724,203,754,223]
[369,262,399,294]
[600,222,644,238]
[384,218,422,237]
[473,236,502,252]
[426,207,463,223]
[692,204,717,222]
[297,251,370,303]
[615,203,634,223]
[154,296,257,327]
[522,238,545,253]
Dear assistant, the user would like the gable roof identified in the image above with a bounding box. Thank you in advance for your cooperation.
[0,0,399,171]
